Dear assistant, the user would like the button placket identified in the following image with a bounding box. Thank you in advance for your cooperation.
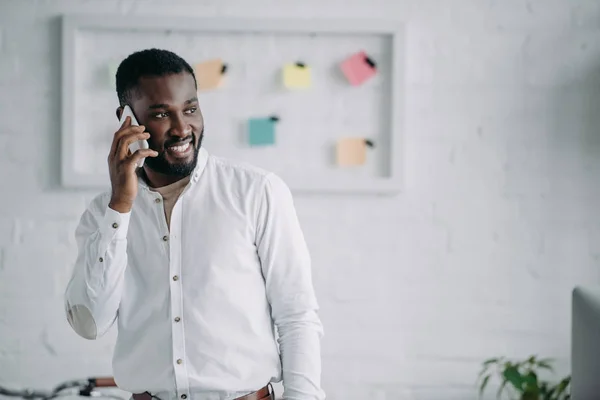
[168,202,189,400]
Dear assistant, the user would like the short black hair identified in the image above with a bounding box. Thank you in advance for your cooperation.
[115,48,197,106]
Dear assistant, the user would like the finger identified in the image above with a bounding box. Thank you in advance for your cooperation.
[118,131,151,159]
[112,125,145,156]
[110,124,146,157]
[110,117,131,156]
[116,131,151,160]
[132,148,159,160]
[123,149,159,169]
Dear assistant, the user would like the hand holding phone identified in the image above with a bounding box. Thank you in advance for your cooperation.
[119,105,149,168]
[107,106,157,213]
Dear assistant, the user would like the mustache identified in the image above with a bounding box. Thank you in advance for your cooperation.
[164,134,195,148]
[162,128,203,148]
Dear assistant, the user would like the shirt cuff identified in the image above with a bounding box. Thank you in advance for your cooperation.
[100,205,131,240]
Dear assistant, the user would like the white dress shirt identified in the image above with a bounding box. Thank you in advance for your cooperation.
[64,148,325,400]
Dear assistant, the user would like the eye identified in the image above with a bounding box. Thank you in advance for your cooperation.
[152,112,168,119]
[184,107,197,114]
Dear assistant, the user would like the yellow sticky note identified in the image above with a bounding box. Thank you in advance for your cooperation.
[283,63,311,89]
[194,59,226,90]
[336,138,368,166]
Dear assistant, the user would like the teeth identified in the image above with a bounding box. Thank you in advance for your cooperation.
[169,143,190,152]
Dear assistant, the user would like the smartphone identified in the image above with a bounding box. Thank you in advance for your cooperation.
[119,105,149,168]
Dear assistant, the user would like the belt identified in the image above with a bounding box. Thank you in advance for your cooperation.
[132,384,273,400]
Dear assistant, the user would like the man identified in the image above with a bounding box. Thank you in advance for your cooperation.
[64,49,324,400]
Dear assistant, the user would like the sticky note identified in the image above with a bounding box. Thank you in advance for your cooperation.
[340,51,377,86]
[194,59,226,90]
[336,138,368,166]
[108,61,119,89]
[248,118,276,146]
[283,63,311,89]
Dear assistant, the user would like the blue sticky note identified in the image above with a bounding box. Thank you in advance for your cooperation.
[248,118,276,146]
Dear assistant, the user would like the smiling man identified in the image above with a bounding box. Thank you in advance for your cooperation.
[64,49,324,400]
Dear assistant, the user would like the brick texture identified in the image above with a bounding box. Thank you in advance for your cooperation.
[1,0,599,399]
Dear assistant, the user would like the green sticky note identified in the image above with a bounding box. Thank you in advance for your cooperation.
[248,118,276,146]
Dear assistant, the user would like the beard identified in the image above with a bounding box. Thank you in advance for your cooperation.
[144,129,204,177]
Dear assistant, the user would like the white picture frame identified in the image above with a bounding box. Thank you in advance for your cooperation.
[61,14,405,194]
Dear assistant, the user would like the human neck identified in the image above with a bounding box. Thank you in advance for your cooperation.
[142,167,190,189]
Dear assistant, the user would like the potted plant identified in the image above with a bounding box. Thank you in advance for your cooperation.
[477,355,570,400]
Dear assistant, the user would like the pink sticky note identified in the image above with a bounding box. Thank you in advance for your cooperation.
[340,51,377,86]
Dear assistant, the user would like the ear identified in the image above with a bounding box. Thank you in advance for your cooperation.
[116,106,123,121]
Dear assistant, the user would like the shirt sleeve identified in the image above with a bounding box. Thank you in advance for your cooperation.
[64,194,130,340]
[255,173,325,400]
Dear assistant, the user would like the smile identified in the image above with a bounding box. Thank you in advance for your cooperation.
[169,142,190,153]
[166,140,193,158]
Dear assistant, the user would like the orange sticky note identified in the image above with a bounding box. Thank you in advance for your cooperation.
[194,59,226,90]
[340,51,377,86]
[337,138,368,166]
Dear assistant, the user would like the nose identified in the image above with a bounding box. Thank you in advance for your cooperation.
[170,113,192,138]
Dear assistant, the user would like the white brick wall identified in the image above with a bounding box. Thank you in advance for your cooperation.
[1,0,599,399]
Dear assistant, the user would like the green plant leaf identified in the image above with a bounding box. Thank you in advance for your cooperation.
[535,357,554,372]
[539,386,549,399]
[536,361,554,372]
[478,357,500,380]
[522,371,538,389]
[555,376,571,397]
[523,390,539,400]
[484,357,500,366]
[537,357,554,366]
[478,366,491,380]
[496,379,508,400]
[544,385,556,400]
[503,366,525,392]
[479,374,491,399]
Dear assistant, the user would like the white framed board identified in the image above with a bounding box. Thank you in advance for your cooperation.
[61,14,405,194]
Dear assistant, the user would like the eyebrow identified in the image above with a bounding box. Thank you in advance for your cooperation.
[147,96,199,110]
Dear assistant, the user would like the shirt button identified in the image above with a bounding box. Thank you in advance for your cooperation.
[174,317,181,322]
[172,275,179,281]
[181,395,187,399]
[155,198,161,203]
[99,257,104,263]
[176,358,183,365]
[112,222,119,229]
[163,235,169,241]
